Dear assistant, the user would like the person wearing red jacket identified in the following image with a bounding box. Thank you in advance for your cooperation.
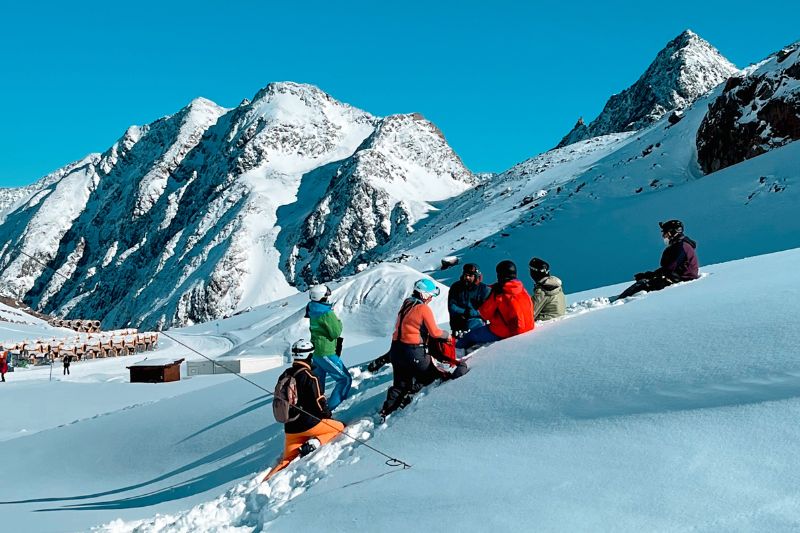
[0,349,8,382]
[456,260,534,351]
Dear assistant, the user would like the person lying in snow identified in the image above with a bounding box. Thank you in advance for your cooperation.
[306,284,351,411]
[614,219,700,301]
[448,262,492,336]
[456,260,535,352]
[379,279,452,419]
[264,339,345,481]
[528,257,566,321]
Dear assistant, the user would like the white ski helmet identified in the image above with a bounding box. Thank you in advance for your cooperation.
[309,284,331,302]
[413,278,441,299]
[291,339,315,357]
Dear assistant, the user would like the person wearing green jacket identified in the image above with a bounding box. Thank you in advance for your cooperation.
[529,257,566,321]
[306,284,351,410]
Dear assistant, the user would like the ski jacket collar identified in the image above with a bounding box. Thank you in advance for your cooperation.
[307,301,334,318]
[292,359,312,371]
[669,234,697,249]
[535,275,563,294]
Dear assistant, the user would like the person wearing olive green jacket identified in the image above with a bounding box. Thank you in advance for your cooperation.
[529,257,566,321]
[306,284,351,410]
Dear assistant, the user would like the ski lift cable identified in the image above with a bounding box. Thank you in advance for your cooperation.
[12,248,412,469]
[161,331,411,469]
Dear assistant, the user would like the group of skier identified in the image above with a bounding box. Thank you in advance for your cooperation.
[265,219,700,479]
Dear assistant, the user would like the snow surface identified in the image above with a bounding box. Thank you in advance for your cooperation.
[3,249,800,531]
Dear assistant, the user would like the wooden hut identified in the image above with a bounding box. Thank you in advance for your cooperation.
[127,358,184,383]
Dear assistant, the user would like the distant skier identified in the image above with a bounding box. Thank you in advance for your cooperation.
[456,260,534,351]
[264,339,345,481]
[306,284,351,410]
[0,348,7,382]
[63,354,73,376]
[379,279,451,418]
[614,220,700,300]
[528,257,566,321]
[448,263,491,336]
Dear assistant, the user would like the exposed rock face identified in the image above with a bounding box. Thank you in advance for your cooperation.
[697,44,800,173]
[557,30,738,148]
[284,113,476,286]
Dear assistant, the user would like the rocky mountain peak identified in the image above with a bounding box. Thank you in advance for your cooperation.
[557,30,738,148]
[697,41,800,173]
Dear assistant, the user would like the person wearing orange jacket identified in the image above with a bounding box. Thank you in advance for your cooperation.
[456,260,534,351]
[379,279,450,418]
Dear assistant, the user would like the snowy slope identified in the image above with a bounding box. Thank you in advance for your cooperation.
[45,247,794,532]
[557,30,738,148]
[377,41,800,295]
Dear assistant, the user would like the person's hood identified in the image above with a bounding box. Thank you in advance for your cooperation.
[536,275,563,294]
[307,301,334,318]
[497,279,525,295]
[670,234,697,249]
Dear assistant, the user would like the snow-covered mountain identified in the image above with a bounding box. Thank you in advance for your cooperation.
[1,37,796,334]
[283,112,476,286]
[0,83,473,329]
[556,30,738,148]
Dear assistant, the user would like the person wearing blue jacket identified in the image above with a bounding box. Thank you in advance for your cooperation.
[448,263,492,335]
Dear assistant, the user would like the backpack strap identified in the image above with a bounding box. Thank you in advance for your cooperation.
[395,299,421,340]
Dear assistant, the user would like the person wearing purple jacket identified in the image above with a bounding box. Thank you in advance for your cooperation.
[614,220,700,300]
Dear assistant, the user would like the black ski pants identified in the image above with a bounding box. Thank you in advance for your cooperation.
[616,275,673,300]
[381,341,443,416]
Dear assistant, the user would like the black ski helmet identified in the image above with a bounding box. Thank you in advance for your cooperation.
[659,219,684,235]
[462,263,482,283]
[495,260,517,282]
[528,257,550,282]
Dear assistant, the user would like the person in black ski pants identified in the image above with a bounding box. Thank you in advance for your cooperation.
[63,354,72,376]
[614,219,700,300]
[379,279,450,419]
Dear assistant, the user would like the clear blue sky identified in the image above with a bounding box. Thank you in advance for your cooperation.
[1,0,798,187]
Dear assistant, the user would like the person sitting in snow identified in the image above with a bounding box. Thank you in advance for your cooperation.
[379,279,452,419]
[528,257,566,321]
[614,219,700,301]
[306,284,351,411]
[264,339,345,481]
[448,263,492,336]
[456,260,535,351]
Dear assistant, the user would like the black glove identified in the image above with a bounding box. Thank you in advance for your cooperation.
[634,271,652,281]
